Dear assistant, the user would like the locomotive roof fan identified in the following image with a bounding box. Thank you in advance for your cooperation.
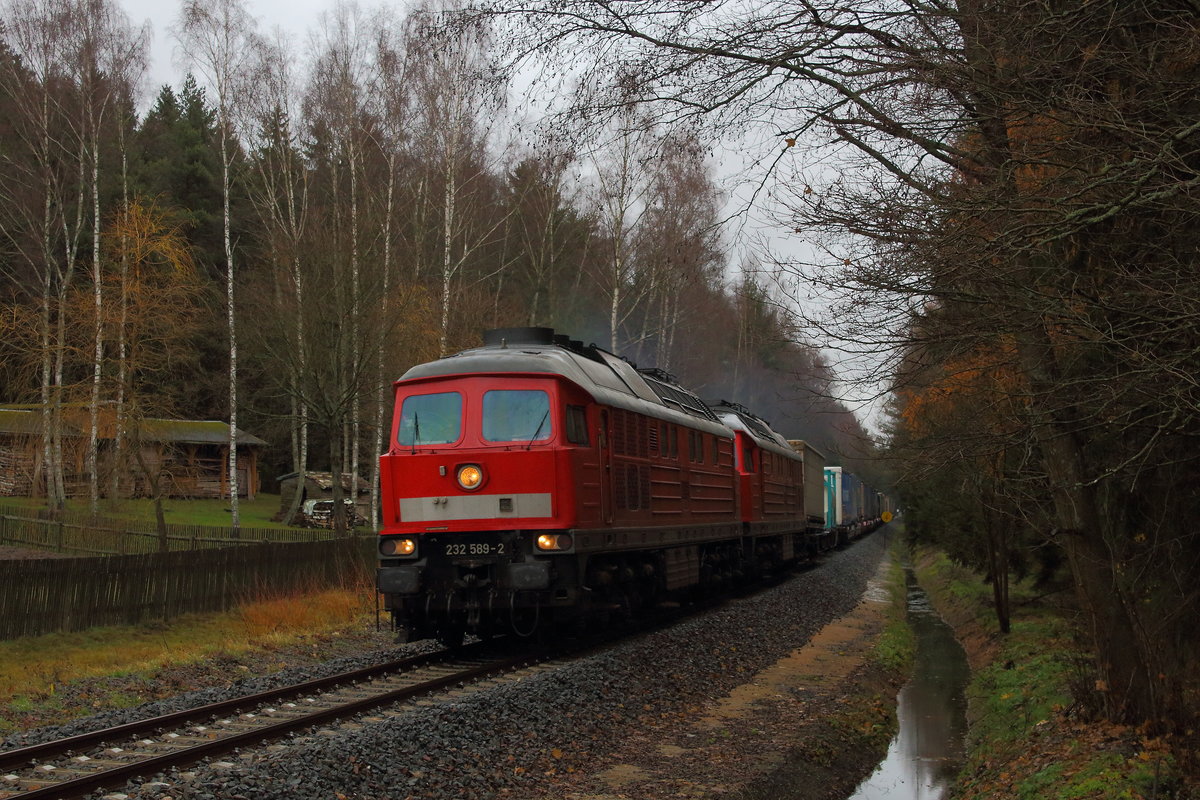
[482,327,556,347]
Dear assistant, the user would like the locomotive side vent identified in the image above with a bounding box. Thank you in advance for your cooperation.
[613,410,629,456]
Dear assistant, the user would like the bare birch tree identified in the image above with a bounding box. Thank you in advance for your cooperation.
[67,0,148,513]
[176,0,258,530]
[369,15,419,530]
[0,0,93,510]
[587,106,658,352]
[406,5,508,357]
[305,1,378,532]
[244,30,311,525]
[633,132,721,370]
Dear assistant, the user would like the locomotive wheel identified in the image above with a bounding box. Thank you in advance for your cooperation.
[437,626,466,649]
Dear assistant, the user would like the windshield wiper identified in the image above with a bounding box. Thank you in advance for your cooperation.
[525,410,550,450]
[411,413,420,454]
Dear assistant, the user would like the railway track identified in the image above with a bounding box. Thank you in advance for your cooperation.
[0,642,552,800]
[0,553,830,800]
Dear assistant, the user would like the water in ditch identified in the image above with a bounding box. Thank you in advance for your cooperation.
[848,568,970,800]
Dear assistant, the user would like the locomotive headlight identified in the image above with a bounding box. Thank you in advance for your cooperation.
[536,533,573,551]
[456,464,484,491]
[379,537,417,557]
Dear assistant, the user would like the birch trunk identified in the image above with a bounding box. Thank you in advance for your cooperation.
[371,156,397,532]
[349,142,361,516]
[439,167,455,357]
[88,123,103,514]
[111,145,129,501]
[221,118,240,530]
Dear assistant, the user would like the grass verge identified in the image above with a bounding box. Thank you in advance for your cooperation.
[1,494,306,530]
[914,549,1188,800]
[0,583,387,737]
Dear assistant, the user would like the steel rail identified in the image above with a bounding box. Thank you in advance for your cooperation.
[0,644,482,773]
[1,642,538,800]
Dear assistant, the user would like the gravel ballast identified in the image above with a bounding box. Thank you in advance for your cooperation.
[11,530,892,799]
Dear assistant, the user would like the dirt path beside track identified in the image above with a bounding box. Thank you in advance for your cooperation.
[537,559,904,800]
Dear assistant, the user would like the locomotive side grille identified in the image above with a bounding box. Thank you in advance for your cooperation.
[613,410,628,456]
[620,464,636,510]
[616,463,652,511]
[611,410,653,459]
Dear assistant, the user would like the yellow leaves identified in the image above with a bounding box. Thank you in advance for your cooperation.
[551,748,563,760]
[105,198,196,278]
[897,340,1026,438]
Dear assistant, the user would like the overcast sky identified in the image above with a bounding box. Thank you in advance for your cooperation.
[120,0,329,104]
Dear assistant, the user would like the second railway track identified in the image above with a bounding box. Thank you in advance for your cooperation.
[0,641,553,800]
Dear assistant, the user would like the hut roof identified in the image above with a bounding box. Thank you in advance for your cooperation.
[0,407,266,446]
[0,409,47,435]
[135,419,267,447]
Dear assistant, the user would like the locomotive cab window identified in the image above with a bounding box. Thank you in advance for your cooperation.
[397,391,462,446]
[483,389,552,443]
[566,405,589,445]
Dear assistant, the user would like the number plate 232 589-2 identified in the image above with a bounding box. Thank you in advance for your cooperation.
[444,541,505,557]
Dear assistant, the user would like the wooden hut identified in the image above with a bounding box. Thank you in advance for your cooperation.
[0,409,44,496]
[127,419,267,500]
[0,407,265,500]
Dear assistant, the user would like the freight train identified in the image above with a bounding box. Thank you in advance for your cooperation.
[376,328,888,645]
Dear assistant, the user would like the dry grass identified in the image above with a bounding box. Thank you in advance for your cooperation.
[237,587,374,638]
[0,585,376,707]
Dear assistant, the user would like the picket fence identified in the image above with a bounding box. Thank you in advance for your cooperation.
[0,536,376,640]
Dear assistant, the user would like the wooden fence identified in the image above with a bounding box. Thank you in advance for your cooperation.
[0,537,377,640]
[0,503,347,556]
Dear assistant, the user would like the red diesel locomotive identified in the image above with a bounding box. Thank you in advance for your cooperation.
[376,327,814,644]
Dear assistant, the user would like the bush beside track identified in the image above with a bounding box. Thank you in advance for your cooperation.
[914,549,1192,800]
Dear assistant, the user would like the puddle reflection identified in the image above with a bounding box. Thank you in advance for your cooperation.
[848,570,970,800]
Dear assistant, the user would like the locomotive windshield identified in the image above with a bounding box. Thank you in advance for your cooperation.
[397,391,462,445]
[482,390,552,443]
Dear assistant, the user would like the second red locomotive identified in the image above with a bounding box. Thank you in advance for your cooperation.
[376,327,822,644]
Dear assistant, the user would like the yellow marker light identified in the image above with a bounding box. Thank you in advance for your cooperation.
[457,464,483,490]
[536,533,574,551]
[379,537,417,557]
